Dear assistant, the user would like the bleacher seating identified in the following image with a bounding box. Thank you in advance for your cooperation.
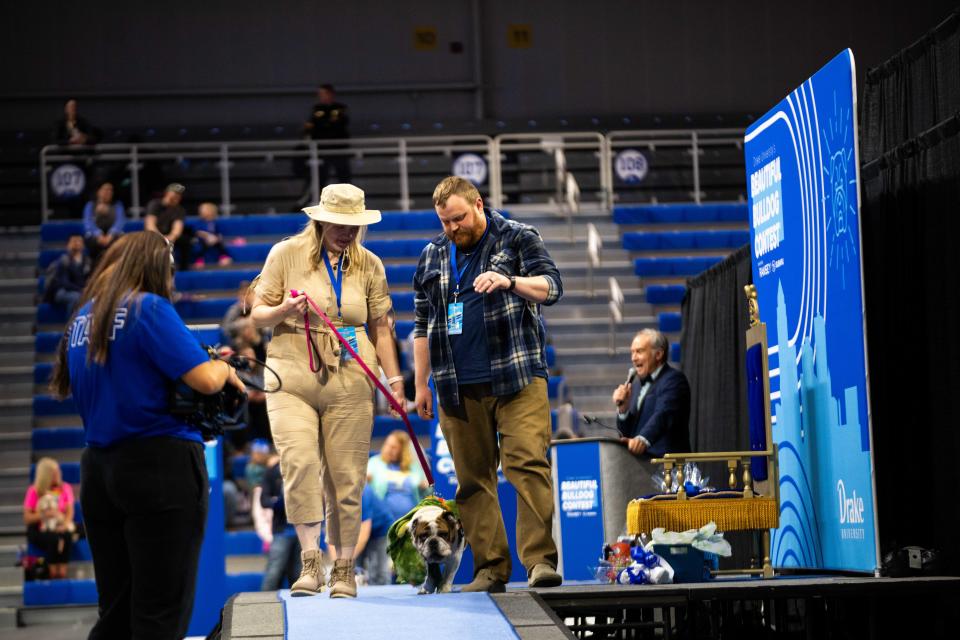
[634,256,723,277]
[613,203,748,225]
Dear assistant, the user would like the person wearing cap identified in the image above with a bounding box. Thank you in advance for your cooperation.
[250,183,404,598]
[144,183,193,271]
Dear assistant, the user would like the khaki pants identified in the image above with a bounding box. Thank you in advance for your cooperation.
[267,332,374,548]
[439,377,558,581]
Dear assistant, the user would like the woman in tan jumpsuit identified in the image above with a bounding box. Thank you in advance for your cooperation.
[251,184,404,598]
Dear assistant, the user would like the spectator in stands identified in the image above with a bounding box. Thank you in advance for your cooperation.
[43,235,91,313]
[355,485,393,585]
[612,329,691,457]
[259,451,301,591]
[251,451,278,555]
[297,84,351,206]
[245,438,272,491]
[23,457,75,580]
[367,430,427,522]
[49,231,245,639]
[144,182,194,271]
[222,282,264,350]
[193,202,232,267]
[51,98,99,146]
[413,176,563,592]
[82,181,125,264]
[250,183,404,598]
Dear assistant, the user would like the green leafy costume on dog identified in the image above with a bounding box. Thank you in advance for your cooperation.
[386,497,460,585]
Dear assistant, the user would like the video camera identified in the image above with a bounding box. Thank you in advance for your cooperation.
[169,346,250,441]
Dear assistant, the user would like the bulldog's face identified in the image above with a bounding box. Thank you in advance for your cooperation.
[409,505,462,563]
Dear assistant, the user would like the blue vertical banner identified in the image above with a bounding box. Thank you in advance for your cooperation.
[189,438,226,636]
[744,49,879,573]
[553,441,604,581]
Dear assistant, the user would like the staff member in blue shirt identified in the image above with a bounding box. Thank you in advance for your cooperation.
[50,231,245,640]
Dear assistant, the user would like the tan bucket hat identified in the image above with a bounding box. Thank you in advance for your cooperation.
[302,183,381,226]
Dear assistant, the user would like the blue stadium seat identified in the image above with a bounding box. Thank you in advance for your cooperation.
[613,203,748,225]
[622,230,750,251]
[35,332,62,353]
[226,530,264,555]
[634,257,721,277]
[547,376,565,400]
[671,342,681,362]
[175,270,260,292]
[226,572,265,594]
[36,303,68,325]
[174,298,235,321]
[32,427,85,451]
[372,415,433,439]
[23,579,98,606]
[658,312,682,333]
[28,538,92,563]
[645,285,686,305]
[394,320,414,339]
[33,394,77,417]
[34,362,52,385]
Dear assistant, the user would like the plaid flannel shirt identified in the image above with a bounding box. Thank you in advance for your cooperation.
[413,209,563,408]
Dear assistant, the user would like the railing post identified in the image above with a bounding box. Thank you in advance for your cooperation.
[691,131,702,204]
[308,141,321,206]
[40,148,50,222]
[398,139,411,211]
[490,136,503,209]
[130,145,142,218]
[219,144,232,216]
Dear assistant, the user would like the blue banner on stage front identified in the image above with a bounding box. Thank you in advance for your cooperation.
[744,49,879,573]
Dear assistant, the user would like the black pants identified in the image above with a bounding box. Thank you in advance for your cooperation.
[27,525,73,564]
[81,437,208,640]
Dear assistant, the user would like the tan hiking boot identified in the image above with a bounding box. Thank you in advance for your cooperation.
[528,563,562,588]
[329,559,357,599]
[290,549,326,596]
[461,570,507,593]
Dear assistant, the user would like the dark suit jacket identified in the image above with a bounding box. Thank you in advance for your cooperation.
[615,364,691,457]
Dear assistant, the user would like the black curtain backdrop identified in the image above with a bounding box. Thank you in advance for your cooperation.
[680,245,754,569]
[681,245,753,454]
[861,9,960,575]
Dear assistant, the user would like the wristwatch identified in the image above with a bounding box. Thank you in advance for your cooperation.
[508,275,517,291]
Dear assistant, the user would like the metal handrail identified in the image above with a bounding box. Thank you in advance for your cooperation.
[40,135,495,220]
[607,129,744,205]
[38,127,746,221]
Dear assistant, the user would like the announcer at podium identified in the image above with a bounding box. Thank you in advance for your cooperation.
[612,329,691,457]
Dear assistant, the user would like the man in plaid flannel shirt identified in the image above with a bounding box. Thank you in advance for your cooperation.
[413,176,564,592]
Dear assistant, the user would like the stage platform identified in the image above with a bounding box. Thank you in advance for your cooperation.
[220,575,960,639]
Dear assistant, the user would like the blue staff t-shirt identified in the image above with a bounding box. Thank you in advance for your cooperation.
[67,292,211,448]
[450,237,492,385]
[361,484,393,538]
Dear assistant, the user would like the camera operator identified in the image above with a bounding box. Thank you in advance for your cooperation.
[50,231,245,640]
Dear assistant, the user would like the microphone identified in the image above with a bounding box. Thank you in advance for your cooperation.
[581,414,622,435]
[625,367,637,386]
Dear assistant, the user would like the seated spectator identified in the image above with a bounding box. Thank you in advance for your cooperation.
[260,455,302,590]
[356,484,394,585]
[222,282,268,354]
[144,183,193,271]
[193,202,232,268]
[51,98,100,146]
[367,430,428,522]
[82,181,125,264]
[251,451,278,555]
[23,457,76,579]
[43,235,91,314]
[245,439,272,490]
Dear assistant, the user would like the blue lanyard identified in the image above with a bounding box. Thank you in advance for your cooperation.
[449,227,489,300]
[322,251,344,318]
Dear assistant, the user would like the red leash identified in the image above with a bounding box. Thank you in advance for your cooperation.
[290,289,435,487]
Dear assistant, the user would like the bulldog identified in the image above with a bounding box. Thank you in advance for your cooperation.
[407,504,465,594]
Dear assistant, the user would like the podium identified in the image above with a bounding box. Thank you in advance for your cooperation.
[550,437,659,581]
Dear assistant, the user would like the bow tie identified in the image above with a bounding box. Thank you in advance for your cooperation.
[639,376,653,386]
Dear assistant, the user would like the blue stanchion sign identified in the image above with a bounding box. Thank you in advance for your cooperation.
[744,49,879,573]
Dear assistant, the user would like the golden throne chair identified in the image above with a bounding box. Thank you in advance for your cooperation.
[626,285,780,578]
